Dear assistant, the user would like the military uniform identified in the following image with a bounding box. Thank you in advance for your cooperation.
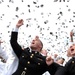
[0,41,18,75]
[10,32,61,75]
[54,57,75,75]
[65,57,75,75]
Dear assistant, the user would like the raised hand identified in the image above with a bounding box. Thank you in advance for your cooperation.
[70,31,73,42]
[16,19,24,28]
[46,56,54,66]
[70,31,73,37]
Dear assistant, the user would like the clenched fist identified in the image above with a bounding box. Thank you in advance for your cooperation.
[16,19,24,28]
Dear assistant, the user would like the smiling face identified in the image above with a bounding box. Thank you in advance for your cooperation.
[67,44,75,57]
[30,36,43,52]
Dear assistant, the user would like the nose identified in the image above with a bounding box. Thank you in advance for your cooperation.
[33,39,35,41]
[32,39,35,42]
[35,36,39,39]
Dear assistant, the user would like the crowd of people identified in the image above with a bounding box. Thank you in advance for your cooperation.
[0,19,75,75]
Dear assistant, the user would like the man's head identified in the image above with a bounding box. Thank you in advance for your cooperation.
[56,58,65,65]
[30,36,43,52]
[67,44,75,57]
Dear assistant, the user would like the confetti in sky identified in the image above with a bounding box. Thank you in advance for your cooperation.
[0,0,75,58]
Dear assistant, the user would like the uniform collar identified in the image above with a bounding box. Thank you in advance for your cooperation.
[28,47,39,54]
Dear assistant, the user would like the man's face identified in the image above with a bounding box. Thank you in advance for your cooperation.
[30,36,42,51]
[67,44,75,57]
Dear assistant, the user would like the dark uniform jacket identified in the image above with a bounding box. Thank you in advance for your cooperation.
[10,32,61,75]
[65,57,75,75]
[54,57,75,75]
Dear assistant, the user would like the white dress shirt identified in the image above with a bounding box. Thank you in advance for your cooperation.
[0,44,19,75]
[42,71,50,75]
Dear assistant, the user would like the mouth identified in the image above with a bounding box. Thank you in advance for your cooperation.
[71,49,74,52]
[31,42,34,44]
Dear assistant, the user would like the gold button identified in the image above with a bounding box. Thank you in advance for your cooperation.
[24,67,27,70]
[21,71,26,75]
[35,52,37,54]
[30,56,33,58]
[31,54,34,56]
[72,61,74,63]
[38,63,40,65]
[27,61,30,64]
[22,56,24,58]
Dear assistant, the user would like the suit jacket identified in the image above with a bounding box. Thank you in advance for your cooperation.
[55,57,75,75]
[10,32,61,75]
[65,57,75,75]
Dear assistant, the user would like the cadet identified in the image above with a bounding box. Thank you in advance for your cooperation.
[10,19,62,75]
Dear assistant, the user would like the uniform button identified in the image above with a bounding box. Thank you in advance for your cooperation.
[31,54,34,56]
[30,56,33,58]
[21,71,26,75]
[24,67,27,70]
[27,61,30,64]
[35,51,37,54]
[22,56,24,58]
[72,61,74,63]
[38,63,40,65]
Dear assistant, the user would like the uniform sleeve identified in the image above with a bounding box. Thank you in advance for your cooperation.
[1,50,19,75]
[0,45,8,60]
[54,67,67,75]
[10,31,23,58]
[0,44,19,75]
[47,62,62,75]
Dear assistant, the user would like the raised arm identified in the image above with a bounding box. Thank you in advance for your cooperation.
[10,19,24,58]
[0,41,8,61]
[70,31,73,42]
[1,49,19,75]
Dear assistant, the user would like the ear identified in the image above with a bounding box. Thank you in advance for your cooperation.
[39,45,42,49]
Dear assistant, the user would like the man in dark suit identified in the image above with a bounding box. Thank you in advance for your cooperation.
[54,43,75,75]
[65,44,75,75]
[10,19,62,75]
